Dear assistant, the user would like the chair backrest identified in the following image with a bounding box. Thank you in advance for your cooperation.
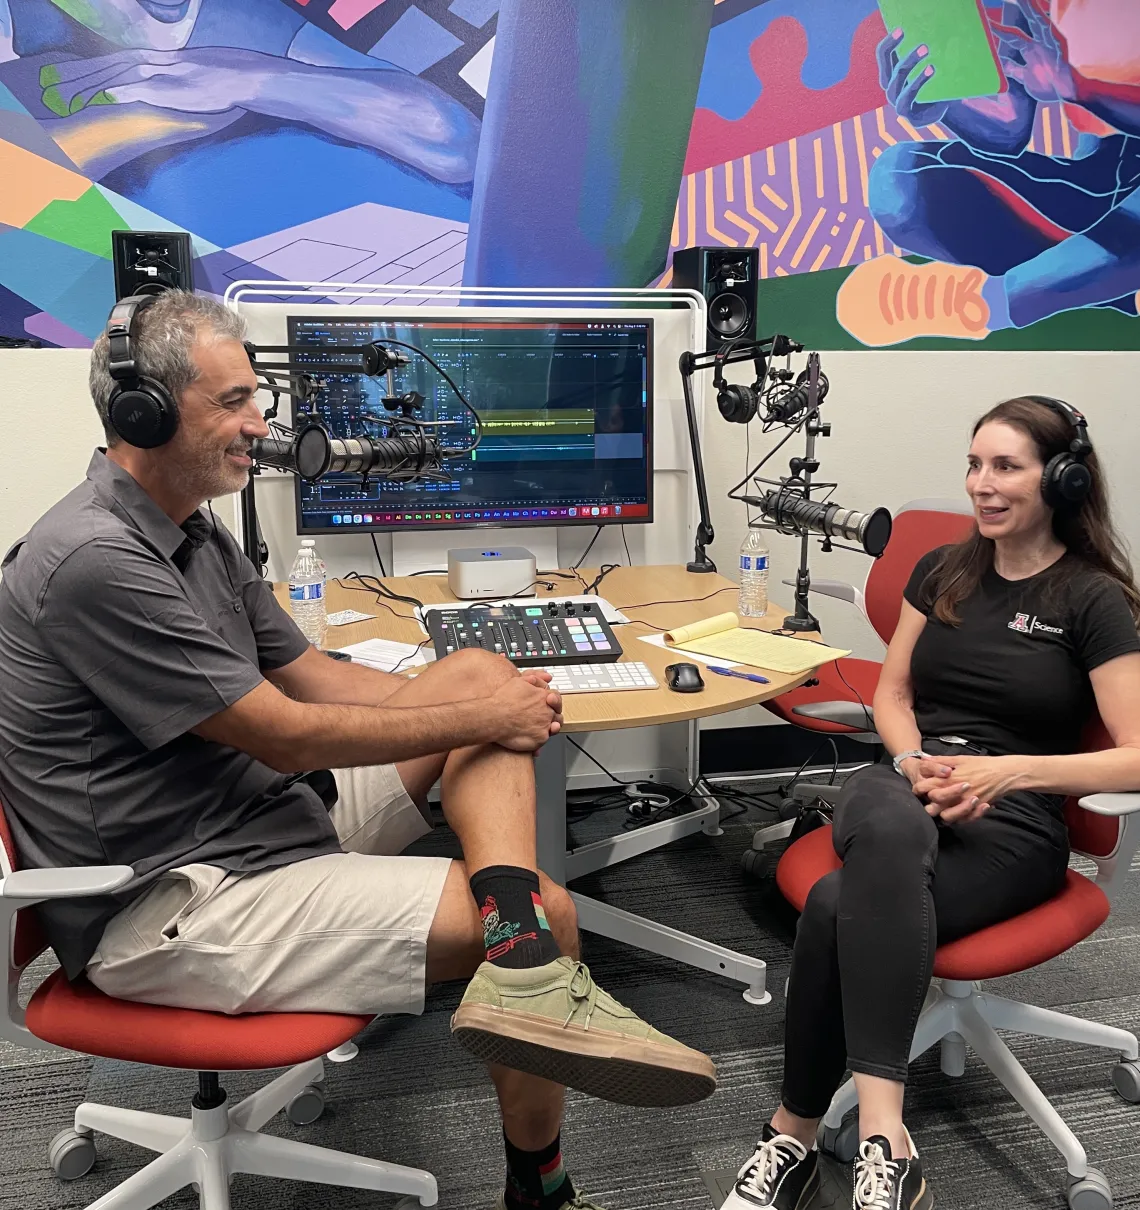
[0,800,50,972]
[864,498,976,645]
[1064,716,1123,861]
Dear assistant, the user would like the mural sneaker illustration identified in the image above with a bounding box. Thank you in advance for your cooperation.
[451,956,717,1106]
[837,254,991,347]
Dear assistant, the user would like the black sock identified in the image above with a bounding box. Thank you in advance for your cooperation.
[469,865,560,969]
[503,1131,575,1210]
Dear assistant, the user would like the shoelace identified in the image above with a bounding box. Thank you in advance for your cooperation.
[853,1140,899,1210]
[562,961,601,1031]
[735,1134,808,1201]
[563,1196,606,1210]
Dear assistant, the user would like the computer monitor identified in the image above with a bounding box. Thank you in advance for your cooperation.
[288,315,653,535]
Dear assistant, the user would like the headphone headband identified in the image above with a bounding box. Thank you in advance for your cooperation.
[1025,395,1094,508]
[106,294,159,385]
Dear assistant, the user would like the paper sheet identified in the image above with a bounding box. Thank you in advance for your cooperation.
[639,633,739,669]
[422,595,629,625]
[326,608,377,626]
[334,637,430,672]
[660,610,849,674]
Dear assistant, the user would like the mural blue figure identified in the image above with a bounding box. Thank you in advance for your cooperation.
[0,0,482,249]
[838,0,1140,345]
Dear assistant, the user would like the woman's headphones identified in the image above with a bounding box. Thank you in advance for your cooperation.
[106,294,179,449]
[1027,395,1094,508]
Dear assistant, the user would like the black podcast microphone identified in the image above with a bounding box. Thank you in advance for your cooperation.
[251,422,443,481]
[764,368,830,424]
[746,488,892,557]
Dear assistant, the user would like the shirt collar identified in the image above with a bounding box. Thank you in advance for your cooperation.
[86,449,202,563]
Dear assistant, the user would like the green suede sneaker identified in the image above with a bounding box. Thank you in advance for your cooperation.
[494,1195,606,1210]
[451,956,717,1106]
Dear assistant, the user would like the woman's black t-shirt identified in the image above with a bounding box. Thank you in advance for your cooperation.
[904,547,1139,757]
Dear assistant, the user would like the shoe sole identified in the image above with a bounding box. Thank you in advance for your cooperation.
[450,1003,717,1107]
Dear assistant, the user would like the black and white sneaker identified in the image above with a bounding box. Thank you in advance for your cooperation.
[722,1125,820,1210]
[852,1131,932,1210]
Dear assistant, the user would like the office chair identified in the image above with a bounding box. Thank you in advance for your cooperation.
[775,720,1140,1210]
[0,801,438,1210]
[741,499,976,879]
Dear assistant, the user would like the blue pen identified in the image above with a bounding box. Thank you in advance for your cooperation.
[708,665,769,685]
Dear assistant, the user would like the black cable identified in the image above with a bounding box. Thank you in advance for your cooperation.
[727,413,810,504]
[621,525,632,567]
[832,659,875,732]
[572,525,603,570]
[620,585,738,612]
[373,336,483,454]
[581,564,619,596]
[369,532,388,579]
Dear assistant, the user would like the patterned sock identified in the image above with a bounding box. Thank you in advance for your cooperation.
[503,1131,575,1210]
[468,865,560,969]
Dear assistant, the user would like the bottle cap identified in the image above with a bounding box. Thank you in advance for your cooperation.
[302,539,315,547]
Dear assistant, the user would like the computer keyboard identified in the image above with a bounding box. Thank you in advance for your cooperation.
[541,661,658,694]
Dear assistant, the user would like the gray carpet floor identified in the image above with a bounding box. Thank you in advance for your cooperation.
[4,782,1140,1210]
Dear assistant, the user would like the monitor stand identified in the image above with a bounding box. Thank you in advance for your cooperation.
[391,527,560,580]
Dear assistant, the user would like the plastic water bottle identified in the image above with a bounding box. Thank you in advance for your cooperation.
[738,528,770,617]
[289,539,327,647]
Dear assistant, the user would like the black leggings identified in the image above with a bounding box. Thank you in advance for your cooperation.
[781,748,1070,1119]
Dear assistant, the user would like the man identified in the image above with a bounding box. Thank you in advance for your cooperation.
[0,290,716,1210]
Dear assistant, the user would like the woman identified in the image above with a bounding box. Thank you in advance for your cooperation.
[726,396,1140,1210]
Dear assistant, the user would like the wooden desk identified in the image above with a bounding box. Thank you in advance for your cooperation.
[279,565,824,1004]
[305,565,814,733]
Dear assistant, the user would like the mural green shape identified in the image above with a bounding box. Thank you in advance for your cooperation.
[24,186,126,260]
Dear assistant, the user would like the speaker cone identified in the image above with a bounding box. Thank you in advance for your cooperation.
[709,292,749,337]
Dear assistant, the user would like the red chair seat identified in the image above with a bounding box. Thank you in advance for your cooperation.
[764,657,881,734]
[776,826,1110,980]
[25,971,372,1071]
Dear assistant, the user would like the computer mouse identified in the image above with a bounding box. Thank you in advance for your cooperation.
[665,662,704,693]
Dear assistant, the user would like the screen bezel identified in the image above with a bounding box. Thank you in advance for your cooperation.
[287,314,655,536]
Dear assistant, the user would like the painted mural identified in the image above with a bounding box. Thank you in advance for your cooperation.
[0,0,1137,350]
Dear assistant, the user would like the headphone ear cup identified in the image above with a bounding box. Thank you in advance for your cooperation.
[109,379,178,449]
[1042,452,1092,507]
[717,382,759,424]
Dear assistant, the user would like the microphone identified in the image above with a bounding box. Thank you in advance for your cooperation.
[251,422,443,481]
[746,488,892,557]
[764,369,830,424]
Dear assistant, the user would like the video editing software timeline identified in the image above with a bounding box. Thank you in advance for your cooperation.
[288,316,653,534]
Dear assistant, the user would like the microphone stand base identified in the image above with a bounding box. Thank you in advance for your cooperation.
[687,554,717,574]
[782,611,820,633]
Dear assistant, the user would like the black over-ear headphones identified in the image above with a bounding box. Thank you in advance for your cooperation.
[1027,395,1094,508]
[716,376,760,424]
[106,294,179,449]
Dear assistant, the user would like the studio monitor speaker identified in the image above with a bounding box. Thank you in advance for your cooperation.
[672,245,759,352]
[112,230,195,300]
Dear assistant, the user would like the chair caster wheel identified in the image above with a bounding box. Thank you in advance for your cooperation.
[1112,1059,1140,1103]
[740,849,771,881]
[820,1115,858,1164]
[286,1083,326,1126]
[49,1128,96,1181]
[777,797,800,821]
[1068,1168,1113,1210]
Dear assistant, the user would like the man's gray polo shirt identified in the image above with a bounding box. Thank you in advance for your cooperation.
[0,451,341,979]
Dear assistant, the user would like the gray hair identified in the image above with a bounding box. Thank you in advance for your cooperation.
[89,290,248,445]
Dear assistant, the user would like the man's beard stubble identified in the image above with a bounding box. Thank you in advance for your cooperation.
[165,429,251,502]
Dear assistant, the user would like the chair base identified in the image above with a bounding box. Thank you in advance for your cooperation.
[68,1057,438,1210]
[822,979,1140,1181]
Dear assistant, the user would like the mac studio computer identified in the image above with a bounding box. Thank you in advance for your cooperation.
[289,314,654,581]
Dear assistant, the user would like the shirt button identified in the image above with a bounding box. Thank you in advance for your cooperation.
[233,603,242,613]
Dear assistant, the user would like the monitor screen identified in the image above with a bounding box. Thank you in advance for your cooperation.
[287,316,653,534]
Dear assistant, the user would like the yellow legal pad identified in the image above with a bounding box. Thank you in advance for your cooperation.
[662,612,851,674]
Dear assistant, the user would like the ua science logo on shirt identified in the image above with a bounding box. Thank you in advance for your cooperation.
[1008,612,1064,636]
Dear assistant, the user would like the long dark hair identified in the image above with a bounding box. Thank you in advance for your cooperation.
[927,397,1140,626]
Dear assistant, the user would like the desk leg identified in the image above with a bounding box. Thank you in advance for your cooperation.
[536,735,769,1005]
[535,736,567,885]
[570,892,770,1006]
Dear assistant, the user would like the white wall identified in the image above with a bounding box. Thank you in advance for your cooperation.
[4,347,1139,742]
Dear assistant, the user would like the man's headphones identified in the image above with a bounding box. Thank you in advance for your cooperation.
[1027,395,1094,508]
[106,294,179,449]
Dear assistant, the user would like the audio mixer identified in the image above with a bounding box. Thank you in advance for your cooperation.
[426,601,623,667]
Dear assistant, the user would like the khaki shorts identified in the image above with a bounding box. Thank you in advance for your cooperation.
[86,765,452,1016]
